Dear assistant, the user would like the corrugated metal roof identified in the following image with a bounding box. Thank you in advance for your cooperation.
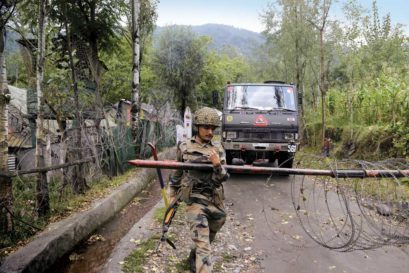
[8,154,16,172]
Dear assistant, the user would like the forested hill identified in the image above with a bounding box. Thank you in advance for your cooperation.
[6,24,265,58]
[154,24,265,58]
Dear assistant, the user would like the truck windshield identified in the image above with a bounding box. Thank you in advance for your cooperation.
[225,85,296,111]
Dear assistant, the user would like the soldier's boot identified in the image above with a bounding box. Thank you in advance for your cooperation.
[189,248,196,273]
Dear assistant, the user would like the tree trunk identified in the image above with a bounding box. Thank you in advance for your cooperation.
[131,0,141,156]
[62,4,88,194]
[45,134,51,181]
[0,25,13,233]
[57,120,69,200]
[35,0,50,216]
[294,4,304,146]
[319,28,326,146]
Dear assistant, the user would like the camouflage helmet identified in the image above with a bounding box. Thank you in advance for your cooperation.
[194,107,220,127]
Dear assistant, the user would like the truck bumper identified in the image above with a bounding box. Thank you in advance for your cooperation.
[223,142,298,153]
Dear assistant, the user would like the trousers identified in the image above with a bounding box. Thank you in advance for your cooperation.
[186,200,226,273]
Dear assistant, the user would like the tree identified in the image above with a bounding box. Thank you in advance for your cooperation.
[46,0,129,191]
[100,0,158,105]
[260,0,330,145]
[131,0,141,155]
[0,0,17,233]
[49,0,128,123]
[196,47,251,107]
[35,0,50,216]
[153,26,209,117]
[306,0,332,145]
[260,0,317,144]
[61,1,88,193]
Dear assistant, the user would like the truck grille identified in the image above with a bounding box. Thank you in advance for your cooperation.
[239,131,282,141]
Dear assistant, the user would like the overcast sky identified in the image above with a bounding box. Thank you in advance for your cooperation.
[156,0,409,34]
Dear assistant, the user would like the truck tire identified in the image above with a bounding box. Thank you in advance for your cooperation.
[226,150,232,165]
[278,152,294,168]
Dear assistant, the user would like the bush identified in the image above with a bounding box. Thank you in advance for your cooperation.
[334,125,394,159]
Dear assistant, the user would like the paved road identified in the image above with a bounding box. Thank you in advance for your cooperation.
[224,173,409,273]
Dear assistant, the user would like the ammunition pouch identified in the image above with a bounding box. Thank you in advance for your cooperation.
[180,176,194,203]
[213,185,225,208]
[181,175,225,207]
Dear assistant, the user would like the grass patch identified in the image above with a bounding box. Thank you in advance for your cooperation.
[174,257,191,272]
[221,252,235,263]
[122,236,158,273]
[153,206,167,224]
[211,252,236,271]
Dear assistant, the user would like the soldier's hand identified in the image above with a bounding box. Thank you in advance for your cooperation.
[208,149,221,167]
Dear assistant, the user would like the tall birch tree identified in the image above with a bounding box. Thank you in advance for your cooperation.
[131,0,141,155]
[35,0,50,216]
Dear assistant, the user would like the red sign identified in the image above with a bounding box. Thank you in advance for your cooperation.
[254,115,268,127]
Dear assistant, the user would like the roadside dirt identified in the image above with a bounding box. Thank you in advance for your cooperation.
[137,200,264,272]
[45,176,165,273]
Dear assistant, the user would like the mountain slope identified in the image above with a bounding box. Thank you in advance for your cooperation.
[154,24,265,58]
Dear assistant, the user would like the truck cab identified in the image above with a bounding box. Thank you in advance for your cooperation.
[222,81,299,168]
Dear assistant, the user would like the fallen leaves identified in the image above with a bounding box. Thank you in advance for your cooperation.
[87,234,106,244]
[125,204,262,273]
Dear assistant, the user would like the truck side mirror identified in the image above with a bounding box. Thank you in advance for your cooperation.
[212,90,219,106]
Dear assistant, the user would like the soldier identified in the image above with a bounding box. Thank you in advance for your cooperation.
[323,137,332,157]
[169,107,229,273]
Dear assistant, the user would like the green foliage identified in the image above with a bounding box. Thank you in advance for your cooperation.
[196,49,252,108]
[0,176,47,253]
[340,125,394,159]
[1,169,141,253]
[307,72,409,158]
[153,206,166,224]
[51,0,128,53]
[174,257,191,272]
[6,52,29,88]
[390,121,409,157]
[100,35,133,103]
[257,0,409,159]
[152,26,210,115]
[259,0,321,90]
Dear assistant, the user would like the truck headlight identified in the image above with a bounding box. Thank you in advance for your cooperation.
[284,133,295,140]
[226,131,237,139]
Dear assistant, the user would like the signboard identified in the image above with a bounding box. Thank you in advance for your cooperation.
[176,125,186,144]
[184,107,192,139]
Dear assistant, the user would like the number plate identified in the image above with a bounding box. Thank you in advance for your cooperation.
[253,143,269,148]
[288,144,297,153]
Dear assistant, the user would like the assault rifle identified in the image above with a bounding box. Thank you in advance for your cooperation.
[156,191,182,251]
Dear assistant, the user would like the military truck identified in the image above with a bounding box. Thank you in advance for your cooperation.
[221,81,299,168]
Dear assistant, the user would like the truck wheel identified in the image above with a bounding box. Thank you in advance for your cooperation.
[278,152,294,168]
[226,151,232,165]
[268,152,277,165]
[246,152,256,165]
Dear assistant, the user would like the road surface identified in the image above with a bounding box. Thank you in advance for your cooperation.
[225,173,409,273]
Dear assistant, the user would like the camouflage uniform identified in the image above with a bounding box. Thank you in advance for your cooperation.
[170,109,229,273]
